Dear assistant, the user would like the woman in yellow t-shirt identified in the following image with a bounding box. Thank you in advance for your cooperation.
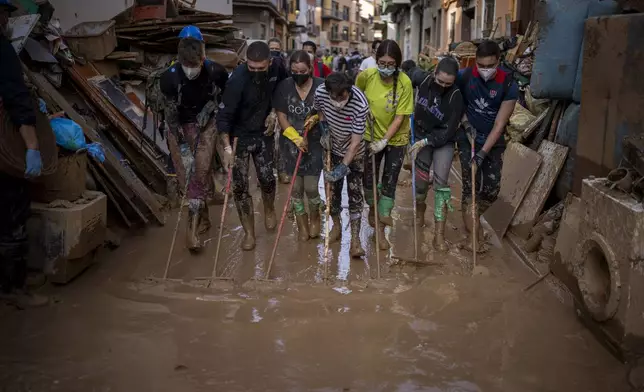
[355,39,414,250]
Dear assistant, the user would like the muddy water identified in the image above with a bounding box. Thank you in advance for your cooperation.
[0,170,629,391]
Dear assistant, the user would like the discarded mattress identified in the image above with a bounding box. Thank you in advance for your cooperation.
[554,103,580,199]
[531,0,618,100]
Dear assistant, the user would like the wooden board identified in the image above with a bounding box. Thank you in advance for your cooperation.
[483,143,542,240]
[510,140,569,238]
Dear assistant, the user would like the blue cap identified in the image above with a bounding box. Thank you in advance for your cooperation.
[178,25,204,42]
[0,0,17,11]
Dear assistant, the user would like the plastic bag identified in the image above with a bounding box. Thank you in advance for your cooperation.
[50,117,86,151]
[49,117,105,162]
[506,102,536,143]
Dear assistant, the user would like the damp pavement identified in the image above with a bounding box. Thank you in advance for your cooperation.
[0,170,629,391]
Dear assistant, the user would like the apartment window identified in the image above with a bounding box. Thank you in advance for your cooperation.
[316,0,321,6]
[484,0,495,32]
[449,11,455,44]
[342,6,350,21]
[342,26,349,41]
[332,1,339,13]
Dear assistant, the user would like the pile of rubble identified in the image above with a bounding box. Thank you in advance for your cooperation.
[11,0,241,230]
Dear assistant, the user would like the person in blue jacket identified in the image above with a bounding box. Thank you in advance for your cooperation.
[456,40,518,252]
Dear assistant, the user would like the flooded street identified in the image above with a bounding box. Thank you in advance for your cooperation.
[0,171,629,391]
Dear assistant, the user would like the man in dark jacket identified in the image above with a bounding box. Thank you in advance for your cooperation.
[217,41,287,251]
[161,25,228,251]
[0,0,49,307]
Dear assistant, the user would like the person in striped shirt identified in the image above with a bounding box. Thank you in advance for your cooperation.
[314,72,369,258]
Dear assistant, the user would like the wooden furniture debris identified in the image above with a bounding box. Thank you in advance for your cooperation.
[510,141,569,238]
[26,70,165,226]
[483,142,542,239]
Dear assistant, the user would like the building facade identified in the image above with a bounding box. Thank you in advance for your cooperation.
[232,0,289,46]
[383,0,519,61]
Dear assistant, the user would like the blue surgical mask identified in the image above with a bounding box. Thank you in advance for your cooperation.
[378,66,396,77]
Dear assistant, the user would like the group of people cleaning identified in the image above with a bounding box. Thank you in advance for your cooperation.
[161,25,518,261]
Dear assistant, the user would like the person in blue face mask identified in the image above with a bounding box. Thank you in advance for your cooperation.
[160,25,229,251]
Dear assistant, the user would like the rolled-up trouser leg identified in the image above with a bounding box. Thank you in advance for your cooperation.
[0,174,30,293]
[378,146,405,225]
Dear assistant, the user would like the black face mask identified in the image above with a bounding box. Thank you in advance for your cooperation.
[292,73,310,86]
[270,50,281,58]
[431,81,446,95]
[249,68,268,84]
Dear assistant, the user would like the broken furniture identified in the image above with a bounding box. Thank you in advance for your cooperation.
[570,178,644,359]
[27,191,107,284]
[63,20,117,60]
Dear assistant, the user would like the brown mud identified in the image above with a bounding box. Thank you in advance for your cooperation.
[0,170,629,391]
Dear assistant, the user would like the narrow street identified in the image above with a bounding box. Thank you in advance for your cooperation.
[0,170,628,391]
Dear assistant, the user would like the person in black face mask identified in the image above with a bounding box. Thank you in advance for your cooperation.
[407,57,463,252]
[268,37,284,59]
[272,50,324,242]
[217,41,287,251]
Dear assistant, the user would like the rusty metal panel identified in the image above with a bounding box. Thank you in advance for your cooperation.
[573,14,644,195]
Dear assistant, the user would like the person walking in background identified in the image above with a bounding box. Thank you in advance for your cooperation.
[160,25,228,251]
[355,39,414,250]
[359,40,381,72]
[323,49,333,69]
[408,57,463,251]
[456,40,517,252]
[314,73,369,258]
[302,41,331,78]
[273,51,325,241]
[217,41,287,251]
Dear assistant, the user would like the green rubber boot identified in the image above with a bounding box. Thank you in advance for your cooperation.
[378,196,395,227]
[433,188,453,252]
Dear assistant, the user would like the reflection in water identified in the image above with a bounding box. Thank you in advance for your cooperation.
[251,307,263,323]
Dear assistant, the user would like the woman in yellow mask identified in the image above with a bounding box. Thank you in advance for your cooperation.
[355,39,414,249]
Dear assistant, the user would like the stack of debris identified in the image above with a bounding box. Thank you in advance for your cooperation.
[10,0,239,231]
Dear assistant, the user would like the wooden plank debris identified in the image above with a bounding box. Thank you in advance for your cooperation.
[483,142,542,240]
[510,140,569,238]
[26,70,165,226]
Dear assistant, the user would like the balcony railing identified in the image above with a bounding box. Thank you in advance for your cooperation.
[322,8,342,20]
[329,32,342,41]
[342,33,349,41]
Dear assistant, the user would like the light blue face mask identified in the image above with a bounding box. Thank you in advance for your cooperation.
[378,66,396,77]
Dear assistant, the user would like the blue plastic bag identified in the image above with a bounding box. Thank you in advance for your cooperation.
[50,117,86,151]
[49,117,106,162]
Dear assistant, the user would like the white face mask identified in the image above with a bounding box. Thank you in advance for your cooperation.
[330,99,348,110]
[182,65,202,80]
[478,66,497,82]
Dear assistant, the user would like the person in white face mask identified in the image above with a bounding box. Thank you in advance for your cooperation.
[313,72,369,257]
[455,39,518,253]
[159,25,229,252]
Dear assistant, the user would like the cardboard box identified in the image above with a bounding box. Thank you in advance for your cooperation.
[27,191,107,275]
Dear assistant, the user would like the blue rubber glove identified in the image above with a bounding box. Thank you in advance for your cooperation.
[25,149,42,178]
[38,98,47,114]
[324,163,350,182]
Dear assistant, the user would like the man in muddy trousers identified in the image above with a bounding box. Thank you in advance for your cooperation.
[161,25,229,251]
[217,41,287,251]
[0,0,49,307]
[456,40,517,251]
[314,72,369,258]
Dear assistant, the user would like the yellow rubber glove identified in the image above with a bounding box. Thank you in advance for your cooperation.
[283,126,307,151]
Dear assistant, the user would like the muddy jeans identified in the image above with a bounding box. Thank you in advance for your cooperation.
[415,143,454,198]
[457,138,505,214]
[166,119,218,202]
[232,135,276,215]
[0,173,30,293]
[330,153,364,221]
[362,144,406,202]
